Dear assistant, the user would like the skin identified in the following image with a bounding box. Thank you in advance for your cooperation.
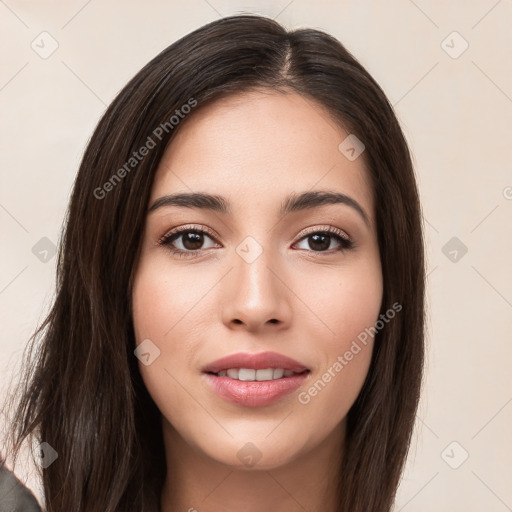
[131,89,383,512]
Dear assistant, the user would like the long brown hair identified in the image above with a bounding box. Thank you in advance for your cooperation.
[2,14,424,512]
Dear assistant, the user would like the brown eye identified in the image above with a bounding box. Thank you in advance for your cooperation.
[306,233,333,251]
[295,228,353,253]
[175,231,205,251]
[158,227,219,257]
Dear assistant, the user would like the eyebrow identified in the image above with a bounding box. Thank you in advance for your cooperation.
[148,190,370,226]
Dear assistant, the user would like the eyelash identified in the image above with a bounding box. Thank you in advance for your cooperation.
[158,224,354,259]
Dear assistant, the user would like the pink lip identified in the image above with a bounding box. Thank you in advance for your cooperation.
[202,351,309,373]
[203,372,309,407]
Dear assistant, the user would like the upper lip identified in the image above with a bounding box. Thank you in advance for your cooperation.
[202,351,309,374]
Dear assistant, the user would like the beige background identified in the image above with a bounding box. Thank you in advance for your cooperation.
[1,0,511,510]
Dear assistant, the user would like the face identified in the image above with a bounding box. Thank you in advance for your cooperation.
[131,89,383,471]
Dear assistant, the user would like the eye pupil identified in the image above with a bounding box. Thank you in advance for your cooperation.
[182,231,203,250]
[308,233,330,251]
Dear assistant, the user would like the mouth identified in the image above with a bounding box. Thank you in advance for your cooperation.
[202,351,311,407]
[202,350,310,374]
[205,368,310,381]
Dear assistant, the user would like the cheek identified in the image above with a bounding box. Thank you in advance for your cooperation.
[130,256,213,423]
[131,255,209,344]
[302,253,383,353]
[293,255,382,422]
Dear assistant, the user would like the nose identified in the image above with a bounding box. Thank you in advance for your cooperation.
[221,241,292,332]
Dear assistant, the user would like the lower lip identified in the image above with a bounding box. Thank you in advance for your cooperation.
[203,372,309,407]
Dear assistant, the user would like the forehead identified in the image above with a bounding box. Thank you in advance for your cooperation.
[151,90,374,221]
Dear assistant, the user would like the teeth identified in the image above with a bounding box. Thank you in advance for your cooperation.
[255,369,274,381]
[216,368,296,381]
[272,368,284,379]
[238,369,256,381]
[227,368,240,379]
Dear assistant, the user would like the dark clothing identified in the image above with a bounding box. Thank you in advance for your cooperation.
[0,464,42,512]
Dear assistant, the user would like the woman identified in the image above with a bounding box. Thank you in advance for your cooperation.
[2,13,425,512]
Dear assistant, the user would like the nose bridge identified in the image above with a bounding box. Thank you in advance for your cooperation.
[222,233,290,329]
[235,234,280,304]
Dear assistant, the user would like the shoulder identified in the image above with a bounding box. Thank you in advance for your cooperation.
[0,463,42,512]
